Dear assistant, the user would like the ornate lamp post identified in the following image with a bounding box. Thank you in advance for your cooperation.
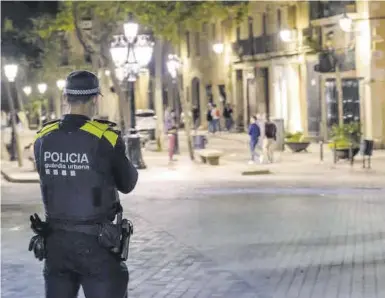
[110,20,154,169]
[37,83,47,128]
[23,86,32,96]
[3,62,23,166]
[38,83,47,95]
[56,80,66,90]
[166,54,182,115]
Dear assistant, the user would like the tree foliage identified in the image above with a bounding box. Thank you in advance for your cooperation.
[33,1,248,50]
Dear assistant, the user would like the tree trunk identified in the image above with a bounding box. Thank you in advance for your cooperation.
[100,40,128,133]
[178,74,194,161]
[154,38,164,151]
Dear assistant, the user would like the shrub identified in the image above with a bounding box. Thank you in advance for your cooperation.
[329,122,362,149]
[285,131,308,143]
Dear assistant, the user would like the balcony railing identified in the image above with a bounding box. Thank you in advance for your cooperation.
[232,32,298,57]
[309,1,356,20]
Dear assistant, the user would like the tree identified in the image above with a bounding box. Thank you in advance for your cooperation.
[31,1,248,160]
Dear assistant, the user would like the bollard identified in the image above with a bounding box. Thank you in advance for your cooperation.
[349,143,354,166]
[334,142,337,164]
[320,141,324,162]
[363,154,366,168]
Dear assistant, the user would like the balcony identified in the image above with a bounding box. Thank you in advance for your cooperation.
[309,1,356,21]
[316,49,356,72]
[232,32,298,58]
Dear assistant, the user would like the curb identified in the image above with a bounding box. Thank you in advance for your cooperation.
[241,169,272,176]
[1,170,40,183]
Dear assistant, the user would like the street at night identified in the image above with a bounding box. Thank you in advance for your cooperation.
[2,177,385,298]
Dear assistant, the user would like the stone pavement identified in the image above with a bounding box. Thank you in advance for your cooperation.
[2,179,385,298]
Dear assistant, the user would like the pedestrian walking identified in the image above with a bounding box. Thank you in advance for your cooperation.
[29,70,138,298]
[248,115,261,164]
[192,105,200,132]
[167,125,177,163]
[164,106,173,132]
[170,109,180,155]
[211,104,221,133]
[264,117,277,163]
[223,103,233,132]
[256,113,266,163]
[206,104,213,133]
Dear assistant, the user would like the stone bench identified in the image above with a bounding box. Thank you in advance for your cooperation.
[197,149,223,166]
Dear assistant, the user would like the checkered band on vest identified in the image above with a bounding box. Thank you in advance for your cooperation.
[64,87,100,95]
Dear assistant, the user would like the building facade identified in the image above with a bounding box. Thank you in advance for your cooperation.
[179,1,385,148]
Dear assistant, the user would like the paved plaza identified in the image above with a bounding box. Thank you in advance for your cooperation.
[2,177,385,298]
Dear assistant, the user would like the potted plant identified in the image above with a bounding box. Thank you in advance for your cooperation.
[284,131,311,152]
[328,122,361,159]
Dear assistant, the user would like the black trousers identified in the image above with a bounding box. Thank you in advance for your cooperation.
[44,230,128,298]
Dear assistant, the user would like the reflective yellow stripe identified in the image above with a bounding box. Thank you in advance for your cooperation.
[80,120,118,147]
[103,130,118,147]
[35,123,59,140]
[80,122,105,138]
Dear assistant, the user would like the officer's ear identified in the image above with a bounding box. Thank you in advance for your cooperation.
[92,95,100,105]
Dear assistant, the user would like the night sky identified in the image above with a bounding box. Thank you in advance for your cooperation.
[1,1,58,24]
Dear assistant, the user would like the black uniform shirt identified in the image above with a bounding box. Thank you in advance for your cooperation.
[34,114,138,194]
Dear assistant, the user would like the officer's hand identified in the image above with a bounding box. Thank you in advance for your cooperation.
[30,213,50,236]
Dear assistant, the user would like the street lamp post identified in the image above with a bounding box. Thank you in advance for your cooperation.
[3,61,23,167]
[37,83,47,128]
[167,54,182,154]
[23,86,32,96]
[110,20,154,169]
[166,54,182,119]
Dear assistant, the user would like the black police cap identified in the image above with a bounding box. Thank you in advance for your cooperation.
[63,70,102,97]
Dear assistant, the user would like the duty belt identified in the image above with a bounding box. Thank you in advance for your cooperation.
[49,222,102,236]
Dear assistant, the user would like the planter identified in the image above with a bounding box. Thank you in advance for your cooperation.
[331,147,360,159]
[285,142,310,153]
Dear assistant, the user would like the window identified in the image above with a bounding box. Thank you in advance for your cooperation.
[194,32,200,56]
[186,31,190,57]
[262,13,267,35]
[288,5,297,28]
[202,22,208,34]
[211,23,216,40]
[248,17,253,38]
[277,9,282,30]
[236,26,241,40]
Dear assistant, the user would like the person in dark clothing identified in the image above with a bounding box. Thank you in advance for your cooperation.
[192,106,200,131]
[223,103,233,131]
[264,117,277,163]
[32,70,138,298]
[206,104,213,133]
[248,115,261,164]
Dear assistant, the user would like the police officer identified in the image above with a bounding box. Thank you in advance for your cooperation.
[32,70,138,298]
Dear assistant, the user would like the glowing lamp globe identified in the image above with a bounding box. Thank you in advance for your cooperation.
[4,64,18,82]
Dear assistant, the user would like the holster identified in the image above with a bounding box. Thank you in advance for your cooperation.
[97,212,134,260]
[28,234,47,261]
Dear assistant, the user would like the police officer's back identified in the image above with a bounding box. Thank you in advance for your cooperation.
[32,71,138,298]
